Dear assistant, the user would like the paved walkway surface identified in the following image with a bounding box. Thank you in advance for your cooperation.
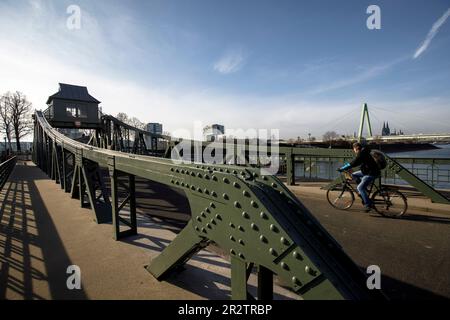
[0,162,297,300]
[1,161,449,300]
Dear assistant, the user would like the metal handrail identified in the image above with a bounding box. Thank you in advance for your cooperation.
[0,156,17,192]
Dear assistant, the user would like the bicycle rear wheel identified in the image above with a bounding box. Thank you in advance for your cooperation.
[371,188,407,218]
[326,184,355,210]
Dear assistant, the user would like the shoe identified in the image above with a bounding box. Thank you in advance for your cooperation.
[364,206,372,213]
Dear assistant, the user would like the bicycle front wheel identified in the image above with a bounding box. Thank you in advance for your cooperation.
[371,188,407,218]
[326,184,355,210]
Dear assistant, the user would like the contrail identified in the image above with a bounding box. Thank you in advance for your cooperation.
[413,8,450,59]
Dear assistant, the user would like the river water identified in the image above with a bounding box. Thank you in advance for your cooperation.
[293,144,450,189]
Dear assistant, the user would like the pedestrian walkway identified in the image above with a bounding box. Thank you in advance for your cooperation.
[0,161,297,300]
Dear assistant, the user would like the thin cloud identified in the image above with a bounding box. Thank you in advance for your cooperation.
[213,49,246,74]
[413,8,450,59]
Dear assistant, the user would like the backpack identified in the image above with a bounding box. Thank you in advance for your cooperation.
[370,150,387,170]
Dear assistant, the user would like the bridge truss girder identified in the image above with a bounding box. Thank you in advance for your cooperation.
[32,111,385,300]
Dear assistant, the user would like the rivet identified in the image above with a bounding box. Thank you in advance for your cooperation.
[191,185,195,190]
[269,248,278,256]
[250,201,258,208]
[260,212,268,219]
[211,191,217,197]
[292,277,301,286]
[204,189,209,194]
[196,217,202,222]
[260,235,267,243]
[251,223,258,231]
[195,226,200,232]
[175,169,180,173]
[233,182,240,188]
[242,190,250,197]
[238,239,245,245]
[211,219,216,225]
[223,193,229,200]
[234,201,241,208]
[281,262,289,270]
[242,211,249,219]
[197,173,202,178]
[229,222,235,228]
[180,169,185,174]
[197,187,202,192]
[175,181,180,185]
[223,177,229,183]
[201,211,206,218]
[210,202,216,208]
[205,208,211,213]
[305,266,316,276]
[271,183,277,188]
[201,228,207,233]
[230,249,236,255]
[170,168,174,172]
[212,175,218,181]
[270,224,279,233]
[238,253,245,259]
[215,214,222,220]
[230,236,235,241]
[206,223,211,229]
[238,225,245,232]
[170,179,174,184]
[233,170,238,174]
[292,251,303,260]
[280,237,289,245]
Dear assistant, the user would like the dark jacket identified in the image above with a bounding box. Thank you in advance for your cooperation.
[350,147,380,177]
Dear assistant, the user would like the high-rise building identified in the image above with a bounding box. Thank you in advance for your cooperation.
[145,123,163,135]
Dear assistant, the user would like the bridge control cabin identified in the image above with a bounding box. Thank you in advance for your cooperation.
[44,83,101,129]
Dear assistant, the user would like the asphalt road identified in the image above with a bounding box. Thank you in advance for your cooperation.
[128,176,450,300]
[294,192,450,300]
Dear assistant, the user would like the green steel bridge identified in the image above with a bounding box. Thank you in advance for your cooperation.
[1,94,449,300]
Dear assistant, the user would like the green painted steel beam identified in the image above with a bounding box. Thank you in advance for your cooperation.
[33,110,386,300]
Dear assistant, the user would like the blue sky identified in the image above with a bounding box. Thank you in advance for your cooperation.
[0,0,450,139]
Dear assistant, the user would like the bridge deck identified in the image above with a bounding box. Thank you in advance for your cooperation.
[0,161,297,300]
[1,161,449,300]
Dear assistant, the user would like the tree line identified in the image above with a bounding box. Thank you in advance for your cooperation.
[0,91,33,152]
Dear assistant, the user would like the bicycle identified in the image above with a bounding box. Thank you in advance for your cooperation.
[326,170,408,218]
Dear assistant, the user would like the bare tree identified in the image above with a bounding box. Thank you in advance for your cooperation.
[116,112,128,124]
[129,117,145,130]
[0,93,13,151]
[8,91,33,151]
[322,131,339,143]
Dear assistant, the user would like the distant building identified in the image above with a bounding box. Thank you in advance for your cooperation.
[203,124,225,142]
[145,123,163,135]
[382,121,404,136]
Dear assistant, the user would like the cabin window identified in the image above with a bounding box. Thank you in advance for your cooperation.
[66,107,77,117]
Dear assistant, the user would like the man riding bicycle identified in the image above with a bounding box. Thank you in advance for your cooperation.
[339,142,381,212]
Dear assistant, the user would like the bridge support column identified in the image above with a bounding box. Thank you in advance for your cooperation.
[286,150,296,186]
[257,265,273,300]
[109,156,137,240]
[231,256,248,300]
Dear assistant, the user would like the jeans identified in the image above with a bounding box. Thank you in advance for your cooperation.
[351,171,375,207]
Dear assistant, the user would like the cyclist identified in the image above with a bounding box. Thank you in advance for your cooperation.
[338,142,381,212]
